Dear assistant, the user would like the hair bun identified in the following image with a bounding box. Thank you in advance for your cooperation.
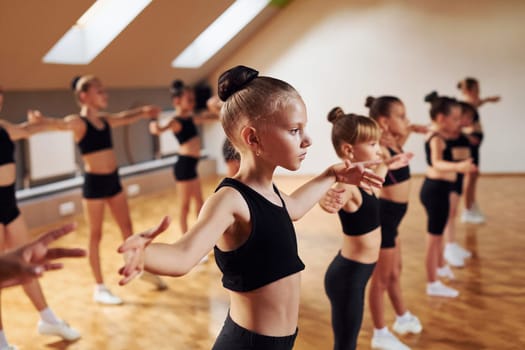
[365,96,375,108]
[71,76,81,91]
[327,107,345,123]
[218,65,259,101]
[170,79,185,96]
[424,91,439,103]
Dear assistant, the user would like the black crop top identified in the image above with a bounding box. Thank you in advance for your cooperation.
[0,127,15,166]
[173,116,198,144]
[337,187,380,236]
[384,147,411,186]
[77,117,113,155]
[425,133,453,166]
[213,178,305,292]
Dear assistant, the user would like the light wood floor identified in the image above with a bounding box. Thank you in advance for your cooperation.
[3,175,525,349]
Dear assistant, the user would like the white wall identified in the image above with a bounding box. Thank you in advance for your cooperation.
[206,0,525,175]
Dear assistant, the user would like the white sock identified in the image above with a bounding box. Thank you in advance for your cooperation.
[96,284,107,292]
[373,327,390,337]
[396,311,412,322]
[0,330,9,348]
[40,307,60,325]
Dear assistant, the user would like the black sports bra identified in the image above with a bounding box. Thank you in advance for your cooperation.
[77,117,113,155]
[173,116,198,144]
[338,187,380,236]
[425,133,453,166]
[0,127,15,166]
[384,147,410,186]
[213,178,305,292]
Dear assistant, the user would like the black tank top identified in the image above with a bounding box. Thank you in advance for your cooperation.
[213,178,305,292]
[425,133,453,166]
[77,117,113,155]
[338,187,380,236]
[173,116,198,144]
[384,147,410,186]
[0,126,15,166]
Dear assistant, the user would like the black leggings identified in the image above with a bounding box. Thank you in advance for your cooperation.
[419,178,453,235]
[325,253,376,350]
[212,313,298,350]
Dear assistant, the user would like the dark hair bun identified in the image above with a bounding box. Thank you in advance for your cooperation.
[170,79,185,97]
[327,107,345,123]
[457,81,463,90]
[365,96,375,108]
[424,91,439,103]
[218,65,259,101]
[71,76,81,91]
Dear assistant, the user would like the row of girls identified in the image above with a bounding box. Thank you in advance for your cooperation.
[0,76,221,349]
[1,68,498,350]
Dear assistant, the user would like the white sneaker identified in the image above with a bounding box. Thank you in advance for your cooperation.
[426,281,459,298]
[93,287,123,305]
[140,271,168,291]
[393,314,423,335]
[444,244,465,267]
[38,319,81,341]
[472,203,486,221]
[451,242,472,259]
[371,330,411,350]
[0,345,18,350]
[436,265,455,280]
[461,209,484,224]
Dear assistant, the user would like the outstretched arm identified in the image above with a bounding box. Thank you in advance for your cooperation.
[106,105,161,128]
[281,160,383,221]
[149,118,181,135]
[118,188,239,285]
[1,112,74,141]
[0,223,86,289]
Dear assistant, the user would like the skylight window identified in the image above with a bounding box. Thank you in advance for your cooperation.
[172,0,271,69]
[43,0,152,65]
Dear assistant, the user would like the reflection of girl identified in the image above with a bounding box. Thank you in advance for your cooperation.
[149,80,218,235]
[457,77,500,223]
[33,75,166,304]
[0,88,80,349]
[118,66,383,350]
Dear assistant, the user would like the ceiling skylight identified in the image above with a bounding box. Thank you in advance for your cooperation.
[43,0,152,65]
[172,0,271,69]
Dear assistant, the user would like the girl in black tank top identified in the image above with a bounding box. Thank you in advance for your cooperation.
[364,96,425,348]
[117,66,383,350]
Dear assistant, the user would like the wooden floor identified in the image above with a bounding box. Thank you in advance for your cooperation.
[4,175,525,349]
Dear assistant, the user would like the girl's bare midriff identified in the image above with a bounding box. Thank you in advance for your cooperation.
[380,180,411,203]
[340,228,381,264]
[81,149,118,174]
[0,163,16,186]
[178,135,201,158]
[229,272,301,337]
[426,167,456,183]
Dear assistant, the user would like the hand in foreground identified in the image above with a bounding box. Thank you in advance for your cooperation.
[117,216,171,286]
[332,160,384,190]
[319,187,346,213]
[0,223,85,289]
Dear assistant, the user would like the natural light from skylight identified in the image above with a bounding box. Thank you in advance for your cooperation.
[43,0,152,65]
[172,0,270,68]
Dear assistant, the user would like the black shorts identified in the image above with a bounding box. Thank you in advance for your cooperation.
[173,155,199,181]
[379,199,408,248]
[0,183,21,225]
[419,178,452,235]
[212,313,298,350]
[471,144,480,166]
[451,174,464,195]
[83,170,122,199]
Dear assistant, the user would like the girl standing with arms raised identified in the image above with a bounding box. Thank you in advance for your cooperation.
[33,75,166,304]
[420,92,476,298]
[365,96,424,350]
[117,66,383,350]
[321,108,412,350]
[149,80,219,236]
[0,87,80,349]
[457,78,500,223]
